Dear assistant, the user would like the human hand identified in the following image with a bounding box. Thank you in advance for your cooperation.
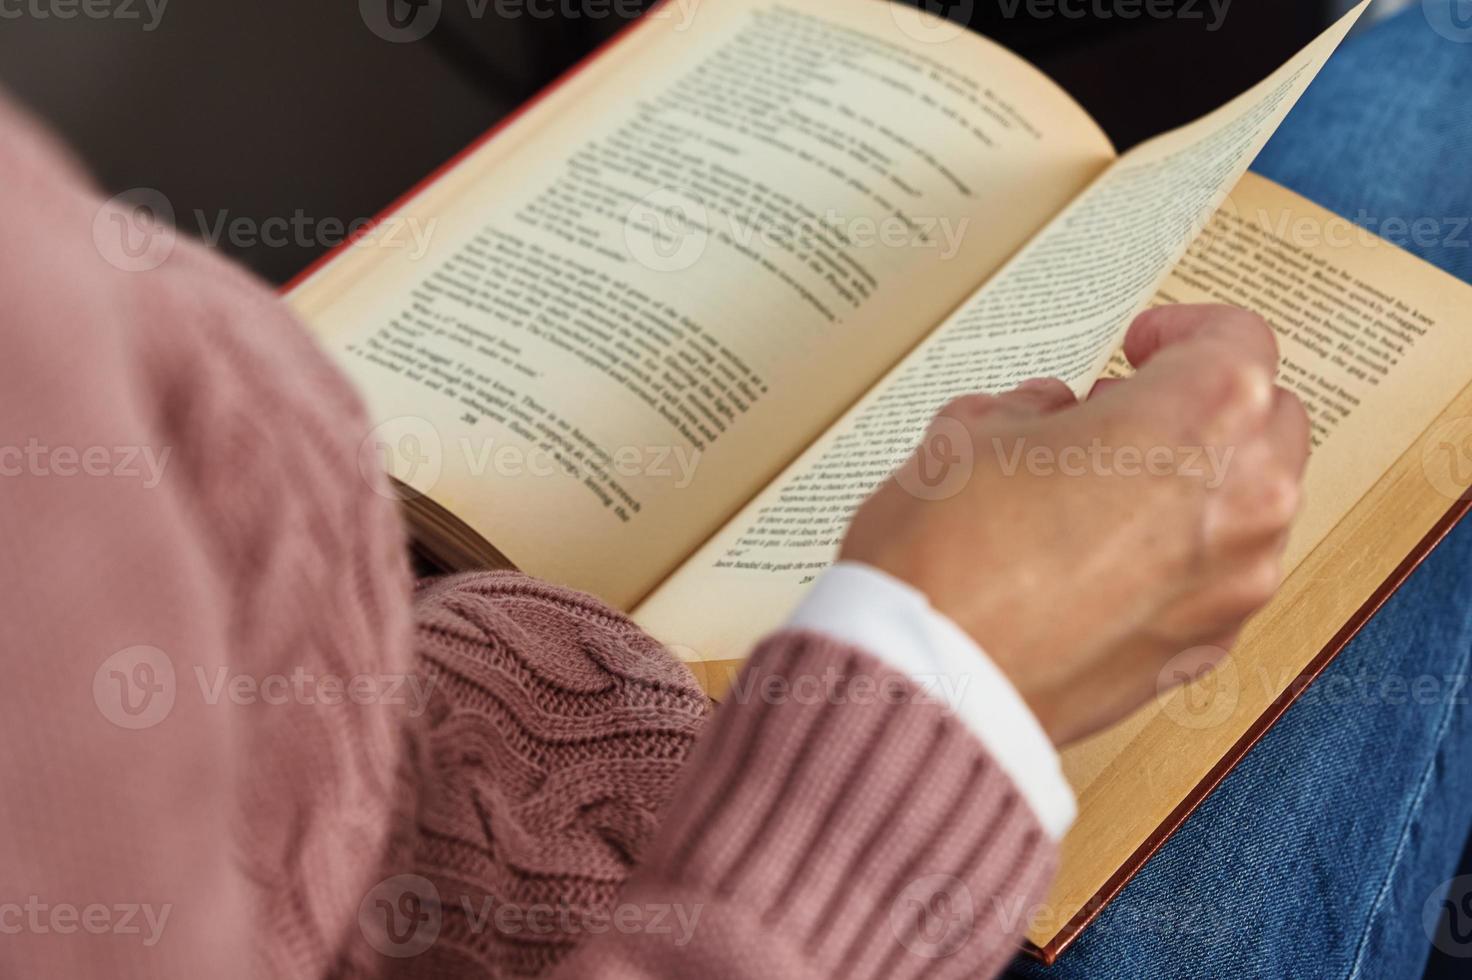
[840,305,1310,745]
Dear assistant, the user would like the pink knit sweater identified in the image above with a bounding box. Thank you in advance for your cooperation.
[0,95,1054,979]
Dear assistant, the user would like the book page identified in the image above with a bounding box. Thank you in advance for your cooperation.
[635,3,1368,678]
[1092,171,1471,572]
[290,0,1114,609]
[1028,171,1472,956]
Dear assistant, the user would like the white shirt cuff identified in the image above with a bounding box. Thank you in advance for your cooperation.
[785,561,1076,840]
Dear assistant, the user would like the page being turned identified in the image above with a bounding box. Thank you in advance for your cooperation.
[634,2,1369,683]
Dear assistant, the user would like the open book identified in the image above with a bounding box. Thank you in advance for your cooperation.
[286,0,1472,959]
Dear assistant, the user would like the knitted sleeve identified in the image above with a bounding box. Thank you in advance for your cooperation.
[343,573,1057,980]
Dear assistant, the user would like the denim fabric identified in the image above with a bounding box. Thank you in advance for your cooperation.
[1008,7,1472,976]
[1256,3,1472,286]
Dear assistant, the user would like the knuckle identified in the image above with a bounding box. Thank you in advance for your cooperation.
[1279,386,1309,420]
[938,393,995,422]
[1257,473,1301,526]
[1215,306,1278,351]
[1200,355,1273,423]
[1281,390,1312,447]
[1014,377,1074,400]
[1241,558,1284,608]
[1229,307,1274,337]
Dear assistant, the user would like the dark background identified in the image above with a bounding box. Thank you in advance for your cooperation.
[6,3,1467,974]
[1,0,1345,285]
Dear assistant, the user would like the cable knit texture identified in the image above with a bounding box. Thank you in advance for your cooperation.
[0,92,1056,980]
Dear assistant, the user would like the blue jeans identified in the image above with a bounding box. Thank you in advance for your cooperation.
[1008,8,1472,977]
